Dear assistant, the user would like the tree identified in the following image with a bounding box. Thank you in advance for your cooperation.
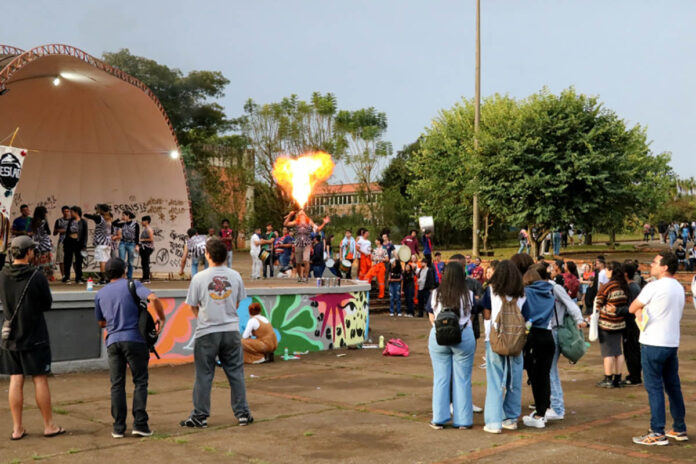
[102,49,231,146]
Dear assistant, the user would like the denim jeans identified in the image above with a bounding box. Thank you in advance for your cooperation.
[107,341,150,433]
[552,232,561,255]
[428,325,476,427]
[517,240,529,254]
[404,285,415,315]
[549,328,564,416]
[388,282,401,315]
[484,341,524,429]
[641,344,686,435]
[191,255,208,276]
[192,331,250,420]
[312,264,325,278]
[226,250,233,268]
[119,242,136,280]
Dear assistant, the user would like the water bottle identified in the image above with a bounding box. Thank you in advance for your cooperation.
[86,278,94,291]
[378,335,384,349]
[525,319,532,334]
[283,347,289,360]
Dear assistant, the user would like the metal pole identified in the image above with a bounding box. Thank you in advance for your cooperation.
[472,0,481,256]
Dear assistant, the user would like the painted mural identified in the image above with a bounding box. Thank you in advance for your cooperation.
[149,291,369,366]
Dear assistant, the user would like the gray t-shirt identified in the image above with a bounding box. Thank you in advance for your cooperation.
[185,266,246,339]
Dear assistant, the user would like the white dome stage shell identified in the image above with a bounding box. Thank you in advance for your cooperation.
[0,44,192,274]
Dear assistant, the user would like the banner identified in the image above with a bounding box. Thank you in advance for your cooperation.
[0,146,27,251]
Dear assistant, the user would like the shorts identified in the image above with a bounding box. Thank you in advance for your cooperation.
[598,329,623,357]
[294,246,311,264]
[0,346,52,376]
[94,244,111,263]
[56,242,64,263]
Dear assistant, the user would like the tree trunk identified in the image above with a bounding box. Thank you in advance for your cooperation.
[609,229,616,249]
[584,232,592,245]
[482,211,490,251]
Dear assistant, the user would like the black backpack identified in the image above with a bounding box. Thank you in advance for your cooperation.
[128,280,160,359]
[435,305,466,346]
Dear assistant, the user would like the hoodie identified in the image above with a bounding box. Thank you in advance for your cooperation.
[0,264,52,351]
[522,280,555,329]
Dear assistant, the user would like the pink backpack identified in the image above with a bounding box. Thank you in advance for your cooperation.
[382,338,409,357]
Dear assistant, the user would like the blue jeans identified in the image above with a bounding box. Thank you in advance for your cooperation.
[389,282,401,315]
[552,232,561,255]
[118,242,136,280]
[312,264,325,278]
[226,251,233,268]
[641,344,686,435]
[669,232,676,247]
[549,329,564,416]
[428,325,476,427]
[191,255,208,276]
[484,341,523,429]
[517,240,529,254]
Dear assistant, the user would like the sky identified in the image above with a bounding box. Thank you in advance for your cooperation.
[4,0,695,182]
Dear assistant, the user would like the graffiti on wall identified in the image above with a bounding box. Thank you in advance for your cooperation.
[148,291,369,366]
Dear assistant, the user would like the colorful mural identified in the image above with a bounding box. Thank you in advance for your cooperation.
[149,291,369,366]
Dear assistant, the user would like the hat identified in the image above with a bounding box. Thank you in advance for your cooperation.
[10,235,35,251]
[105,257,126,276]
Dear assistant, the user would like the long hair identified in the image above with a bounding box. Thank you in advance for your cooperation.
[487,259,525,298]
[607,261,629,294]
[437,261,470,315]
[566,261,579,278]
[510,253,534,275]
[31,206,47,233]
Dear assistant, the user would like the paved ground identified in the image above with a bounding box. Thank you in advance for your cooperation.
[1,307,695,464]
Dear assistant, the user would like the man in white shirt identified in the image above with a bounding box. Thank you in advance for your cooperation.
[596,256,609,287]
[356,230,372,280]
[629,251,687,446]
[249,227,262,280]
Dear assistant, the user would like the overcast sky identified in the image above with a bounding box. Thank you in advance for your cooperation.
[4,0,695,182]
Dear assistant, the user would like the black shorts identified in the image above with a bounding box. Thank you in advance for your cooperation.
[0,346,52,376]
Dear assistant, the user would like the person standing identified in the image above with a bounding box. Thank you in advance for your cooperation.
[85,204,113,285]
[179,229,207,277]
[630,251,688,446]
[433,252,445,285]
[62,206,88,284]
[402,257,416,317]
[340,230,357,279]
[30,206,54,281]
[0,236,65,440]
[116,211,139,280]
[95,258,165,438]
[180,238,253,428]
[427,261,475,430]
[401,230,420,257]
[283,210,328,283]
[249,227,262,280]
[364,238,388,298]
[422,230,434,261]
[518,229,530,254]
[595,261,628,388]
[387,259,403,317]
[310,235,326,278]
[356,229,372,281]
[53,206,71,280]
[219,219,234,267]
[11,204,32,237]
[617,261,642,387]
[139,216,155,283]
[417,255,436,317]
[276,227,294,271]
[260,223,276,279]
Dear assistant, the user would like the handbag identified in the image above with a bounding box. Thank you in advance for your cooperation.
[554,304,587,363]
[1,270,39,342]
[128,280,160,359]
[588,297,599,342]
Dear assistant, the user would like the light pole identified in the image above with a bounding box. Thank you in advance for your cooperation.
[472,0,481,256]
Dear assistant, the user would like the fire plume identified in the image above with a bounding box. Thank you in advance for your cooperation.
[272,152,335,208]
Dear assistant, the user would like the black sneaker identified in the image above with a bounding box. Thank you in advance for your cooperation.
[111,430,125,439]
[238,414,254,426]
[596,378,613,388]
[132,426,153,437]
[179,416,208,428]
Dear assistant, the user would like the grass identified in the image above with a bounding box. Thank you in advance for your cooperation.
[303,431,314,437]
[53,407,68,415]
[395,392,407,397]
[32,454,46,461]
[174,438,189,445]
[68,449,79,455]
[150,432,170,440]
[147,390,158,395]
[202,446,217,452]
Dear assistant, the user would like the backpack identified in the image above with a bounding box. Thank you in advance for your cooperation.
[128,280,160,359]
[382,338,409,357]
[489,297,527,356]
[434,307,463,345]
[563,274,579,299]
[554,306,587,363]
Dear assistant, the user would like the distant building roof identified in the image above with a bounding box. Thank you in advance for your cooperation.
[316,182,382,195]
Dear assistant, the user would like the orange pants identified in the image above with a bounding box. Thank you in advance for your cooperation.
[364,262,386,298]
[359,254,372,280]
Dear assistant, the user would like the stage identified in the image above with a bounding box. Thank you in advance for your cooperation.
[5,278,371,373]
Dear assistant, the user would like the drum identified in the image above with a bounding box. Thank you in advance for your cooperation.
[396,245,412,263]
[259,249,270,262]
[326,258,335,269]
[339,259,352,274]
[419,216,434,234]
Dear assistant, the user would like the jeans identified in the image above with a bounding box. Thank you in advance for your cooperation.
[312,264,325,278]
[417,288,431,317]
[428,325,476,427]
[63,237,83,282]
[140,246,153,281]
[192,331,250,420]
[107,341,150,433]
[687,258,696,272]
[518,240,526,254]
[524,328,555,416]
[669,232,676,247]
[119,242,136,280]
[623,316,642,383]
[191,255,207,276]
[226,250,233,268]
[404,285,415,315]
[552,232,561,255]
[549,329,564,416]
[641,344,686,435]
[388,282,401,315]
[484,341,523,429]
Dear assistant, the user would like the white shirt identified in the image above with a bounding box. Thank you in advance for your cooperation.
[598,269,609,286]
[483,288,526,342]
[357,237,371,256]
[430,289,473,327]
[637,277,684,348]
[242,315,270,339]
[250,233,261,256]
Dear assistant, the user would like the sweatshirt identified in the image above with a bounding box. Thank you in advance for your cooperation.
[0,264,53,351]
[522,280,555,329]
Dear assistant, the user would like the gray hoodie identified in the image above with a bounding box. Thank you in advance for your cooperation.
[548,280,583,330]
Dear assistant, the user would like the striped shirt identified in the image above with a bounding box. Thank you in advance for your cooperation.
[93,217,111,246]
[121,221,137,243]
[33,220,52,252]
[596,280,627,331]
[188,235,207,259]
[140,227,154,249]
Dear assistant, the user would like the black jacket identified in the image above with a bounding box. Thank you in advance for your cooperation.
[0,264,52,351]
[65,218,88,249]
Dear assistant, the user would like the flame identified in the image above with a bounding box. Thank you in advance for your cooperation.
[272,151,335,208]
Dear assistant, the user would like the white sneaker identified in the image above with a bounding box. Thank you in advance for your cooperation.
[389,313,395,317]
[397,313,403,317]
[473,404,483,413]
[545,408,564,421]
[502,419,518,430]
[523,413,546,429]
[483,425,502,434]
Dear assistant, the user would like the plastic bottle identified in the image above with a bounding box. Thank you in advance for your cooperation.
[86,278,94,291]
[525,319,532,334]
[283,347,289,360]
[378,335,384,349]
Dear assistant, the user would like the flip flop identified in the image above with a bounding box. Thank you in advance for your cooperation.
[10,431,27,441]
[43,427,66,438]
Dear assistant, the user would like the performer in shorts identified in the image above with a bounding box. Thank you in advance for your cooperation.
[283,210,329,283]
[85,204,114,285]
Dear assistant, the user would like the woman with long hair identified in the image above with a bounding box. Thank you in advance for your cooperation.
[427,261,475,429]
[31,206,54,280]
[283,210,329,283]
[479,260,526,433]
[595,261,628,388]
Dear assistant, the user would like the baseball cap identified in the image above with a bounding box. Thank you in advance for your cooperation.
[105,257,126,276]
[10,235,35,251]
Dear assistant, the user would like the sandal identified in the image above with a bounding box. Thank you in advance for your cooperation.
[44,427,66,438]
[10,430,27,441]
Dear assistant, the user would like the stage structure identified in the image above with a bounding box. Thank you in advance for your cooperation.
[0,44,191,274]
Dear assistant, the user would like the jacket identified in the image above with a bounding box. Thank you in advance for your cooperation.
[0,264,52,351]
[522,280,555,329]
[548,281,583,329]
[65,218,88,249]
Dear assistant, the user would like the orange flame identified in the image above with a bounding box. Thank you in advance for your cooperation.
[272,152,335,208]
